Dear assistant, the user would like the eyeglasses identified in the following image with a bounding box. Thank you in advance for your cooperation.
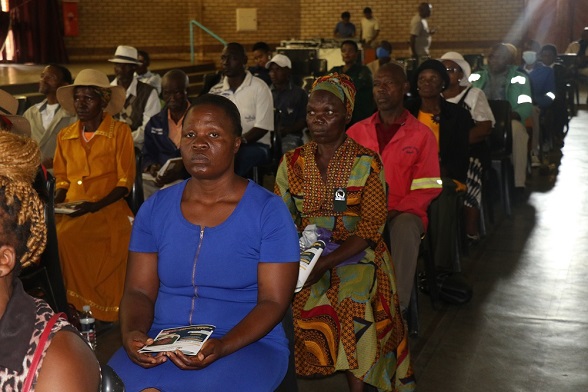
[445,67,460,73]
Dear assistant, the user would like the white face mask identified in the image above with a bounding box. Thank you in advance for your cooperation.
[522,51,537,65]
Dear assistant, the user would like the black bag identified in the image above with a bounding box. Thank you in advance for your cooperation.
[419,271,473,305]
[436,272,473,305]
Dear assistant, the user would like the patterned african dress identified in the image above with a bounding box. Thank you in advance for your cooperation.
[275,137,415,391]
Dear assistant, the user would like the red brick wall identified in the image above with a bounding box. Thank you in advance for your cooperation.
[65,0,534,63]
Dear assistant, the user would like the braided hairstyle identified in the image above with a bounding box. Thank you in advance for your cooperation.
[0,131,46,271]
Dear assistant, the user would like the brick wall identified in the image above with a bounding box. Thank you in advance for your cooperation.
[65,0,301,63]
[300,0,525,58]
[65,0,524,62]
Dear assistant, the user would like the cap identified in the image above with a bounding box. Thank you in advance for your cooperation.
[266,54,292,69]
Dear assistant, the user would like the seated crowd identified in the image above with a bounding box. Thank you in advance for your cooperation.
[0,29,580,391]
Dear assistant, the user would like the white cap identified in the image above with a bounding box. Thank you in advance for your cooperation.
[266,54,292,69]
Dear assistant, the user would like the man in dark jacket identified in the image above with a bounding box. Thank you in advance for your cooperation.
[142,69,191,199]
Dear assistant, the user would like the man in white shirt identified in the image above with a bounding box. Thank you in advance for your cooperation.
[410,2,435,63]
[109,45,161,148]
[23,64,77,169]
[360,7,380,48]
[136,50,162,94]
[209,42,274,178]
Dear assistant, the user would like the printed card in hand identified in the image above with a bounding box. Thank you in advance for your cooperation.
[55,201,87,215]
[138,324,215,356]
[157,157,183,178]
[295,240,325,293]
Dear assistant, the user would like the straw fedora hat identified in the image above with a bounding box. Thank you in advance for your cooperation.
[0,89,18,116]
[0,89,31,137]
[108,45,141,65]
[56,69,125,115]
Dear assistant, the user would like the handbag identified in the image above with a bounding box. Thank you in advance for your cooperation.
[22,312,66,392]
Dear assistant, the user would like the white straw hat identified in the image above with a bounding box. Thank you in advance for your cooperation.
[108,45,142,65]
[56,69,126,115]
[440,52,472,87]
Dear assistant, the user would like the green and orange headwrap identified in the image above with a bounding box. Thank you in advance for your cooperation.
[311,73,356,119]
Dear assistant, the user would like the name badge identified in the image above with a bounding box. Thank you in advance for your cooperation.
[334,188,347,212]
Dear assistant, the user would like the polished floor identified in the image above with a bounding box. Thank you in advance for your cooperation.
[5,57,583,390]
[92,102,588,391]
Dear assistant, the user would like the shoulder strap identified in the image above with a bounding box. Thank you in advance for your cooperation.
[457,87,472,108]
[22,312,66,392]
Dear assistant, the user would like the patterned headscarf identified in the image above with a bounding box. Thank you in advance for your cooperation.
[88,86,112,107]
[311,73,356,119]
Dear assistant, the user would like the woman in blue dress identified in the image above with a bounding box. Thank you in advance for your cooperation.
[109,94,300,391]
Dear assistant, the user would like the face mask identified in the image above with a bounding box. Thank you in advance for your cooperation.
[376,47,391,59]
[522,51,537,65]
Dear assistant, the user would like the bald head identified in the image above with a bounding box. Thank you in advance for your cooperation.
[162,69,189,112]
[163,69,189,90]
[373,62,409,114]
[377,62,407,82]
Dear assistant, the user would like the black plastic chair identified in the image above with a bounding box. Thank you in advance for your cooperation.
[487,100,514,217]
[463,54,485,73]
[21,171,71,318]
[125,147,144,215]
[15,95,30,115]
[251,109,285,185]
[100,364,125,392]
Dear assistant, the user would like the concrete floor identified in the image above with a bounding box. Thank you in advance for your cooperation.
[92,104,588,391]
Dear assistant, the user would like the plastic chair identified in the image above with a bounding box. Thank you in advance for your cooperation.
[15,95,30,115]
[463,54,485,73]
[487,100,514,217]
[100,364,125,392]
[21,171,71,318]
[251,109,285,185]
[125,147,144,215]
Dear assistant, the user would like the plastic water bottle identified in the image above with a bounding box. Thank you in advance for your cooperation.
[79,305,97,350]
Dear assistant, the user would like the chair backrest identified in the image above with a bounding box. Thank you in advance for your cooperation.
[125,147,144,215]
[21,171,70,316]
[556,54,578,71]
[15,95,30,115]
[199,72,222,96]
[463,54,485,73]
[487,100,513,155]
[100,364,125,392]
[272,108,284,169]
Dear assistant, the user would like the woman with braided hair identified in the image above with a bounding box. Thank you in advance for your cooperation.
[0,131,100,391]
[275,74,415,391]
[54,69,135,322]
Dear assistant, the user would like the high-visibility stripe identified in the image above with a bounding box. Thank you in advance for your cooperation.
[511,76,527,85]
[546,92,555,100]
[410,177,443,190]
[517,94,533,104]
